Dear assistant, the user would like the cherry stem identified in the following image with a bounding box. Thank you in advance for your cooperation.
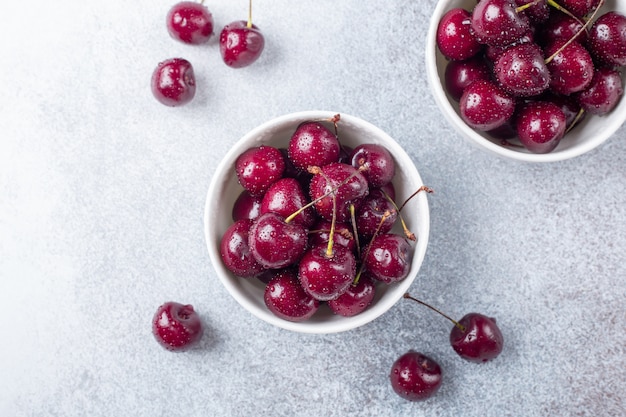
[546,0,587,26]
[353,210,392,285]
[379,188,415,241]
[247,0,253,28]
[565,108,586,134]
[545,0,604,64]
[515,0,543,13]
[349,203,362,259]
[313,168,338,258]
[403,293,465,332]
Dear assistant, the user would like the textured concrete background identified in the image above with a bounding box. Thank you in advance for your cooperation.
[1,1,625,416]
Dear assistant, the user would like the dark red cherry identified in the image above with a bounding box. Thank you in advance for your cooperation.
[543,92,586,129]
[515,101,567,154]
[355,190,398,240]
[298,244,356,301]
[260,177,317,227]
[364,234,412,284]
[545,40,595,95]
[537,11,587,46]
[494,43,550,97]
[389,351,442,401]
[587,12,626,67]
[575,67,624,115]
[485,29,534,63]
[219,21,265,68]
[308,162,369,223]
[450,313,504,363]
[232,190,263,222]
[557,0,601,18]
[152,302,203,351]
[264,269,319,322]
[444,56,492,101]
[248,212,308,269]
[459,80,516,131]
[349,143,395,188]
[166,1,214,45]
[220,219,265,277]
[235,145,285,196]
[471,0,530,47]
[436,8,482,61]
[151,58,196,107]
[288,121,340,172]
[327,272,376,317]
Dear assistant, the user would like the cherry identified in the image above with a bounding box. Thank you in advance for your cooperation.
[587,11,626,67]
[404,294,504,363]
[308,162,369,223]
[264,269,319,322]
[298,244,356,301]
[471,0,531,47]
[544,39,595,95]
[516,101,567,153]
[436,8,483,61]
[575,67,624,115]
[151,58,196,107]
[260,177,316,227]
[232,190,262,221]
[349,143,396,188]
[152,302,203,351]
[459,79,516,131]
[444,56,492,101]
[485,29,535,62]
[389,351,442,401]
[355,190,398,240]
[542,92,586,129]
[220,219,264,277]
[450,313,505,363]
[557,0,601,18]
[327,271,376,317]
[235,145,285,196]
[219,0,264,68]
[288,121,341,172]
[166,1,214,45]
[363,234,412,284]
[248,212,308,269]
[537,11,588,46]
[494,42,551,97]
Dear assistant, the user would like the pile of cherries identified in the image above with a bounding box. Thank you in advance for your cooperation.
[437,0,626,153]
[220,115,427,322]
[151,0,265,107]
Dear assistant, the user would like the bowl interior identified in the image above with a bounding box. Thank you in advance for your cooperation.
[204,111,430,334]
[426,0,626,162]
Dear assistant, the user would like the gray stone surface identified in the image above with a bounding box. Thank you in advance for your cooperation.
[1,0,625,416]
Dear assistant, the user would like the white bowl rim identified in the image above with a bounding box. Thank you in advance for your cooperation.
[204,110,430,334]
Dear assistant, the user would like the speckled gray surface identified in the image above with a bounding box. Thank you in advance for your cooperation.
[1,0,625,416]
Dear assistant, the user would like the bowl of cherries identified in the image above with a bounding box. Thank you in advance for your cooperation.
[426,0,626,162]
[204,111,431,334]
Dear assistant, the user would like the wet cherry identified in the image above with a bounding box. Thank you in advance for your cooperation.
[389,351,442,401]
[166,1,214,45]
[516,101,567,154]
[151,58,196,107]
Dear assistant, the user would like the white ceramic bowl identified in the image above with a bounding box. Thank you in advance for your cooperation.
[426,0,626,162]
[204,111,430,334]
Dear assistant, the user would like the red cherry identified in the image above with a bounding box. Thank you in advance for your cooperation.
[389,351,442,401]
[450,313,504,363]
[219,21,265,68]
[436,8,482,61]
[152,302,203,351]
[459,79,516,131]
[264,269,319,322]
[166,1,214,45]
[150,58,196,107]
